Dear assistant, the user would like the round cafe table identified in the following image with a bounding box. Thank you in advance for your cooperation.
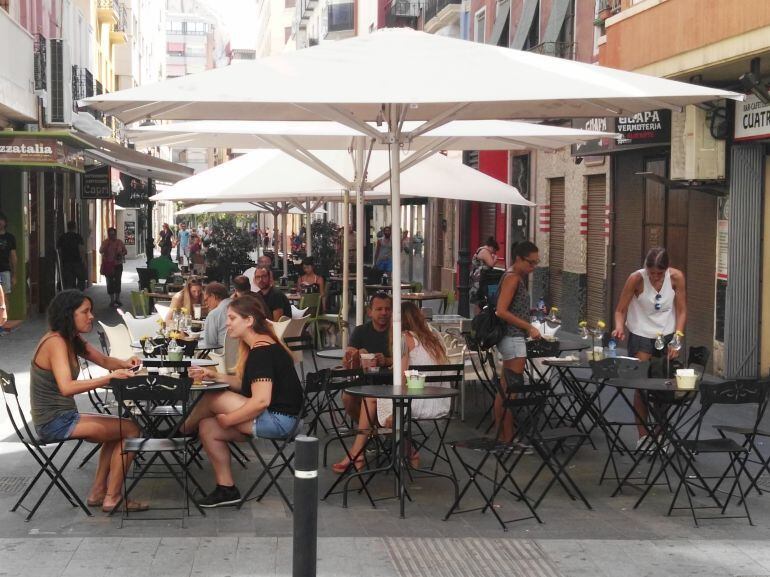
[340,385,459,518]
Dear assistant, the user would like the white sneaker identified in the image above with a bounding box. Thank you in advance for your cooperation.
[635,435,651,452]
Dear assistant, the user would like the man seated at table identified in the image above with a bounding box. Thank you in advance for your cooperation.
[202,282,230,348]
[231,275,257,299]
[148,254,179,281]
[342,291,393,419]
[253,265,291,321]
[257,254,273,269]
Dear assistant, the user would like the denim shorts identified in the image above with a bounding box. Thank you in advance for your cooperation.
[0,271,11,294]
[253,410,299,439]
[36,410,80,443]
[497,335,528,361]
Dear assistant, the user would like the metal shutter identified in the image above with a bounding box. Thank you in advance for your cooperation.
[586,175,607,324]
[479,203,497,248]
[686,191,716,369]
[549,177,565,308]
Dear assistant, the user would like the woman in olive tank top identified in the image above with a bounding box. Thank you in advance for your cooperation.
[30,290,146,513]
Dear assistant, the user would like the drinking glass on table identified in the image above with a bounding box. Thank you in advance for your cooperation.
[193,304,202,320]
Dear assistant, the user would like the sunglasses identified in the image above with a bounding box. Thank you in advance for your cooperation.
[654,293,662,311]
[525,258,540,267]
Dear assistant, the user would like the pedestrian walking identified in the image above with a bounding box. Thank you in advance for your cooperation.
[176,222,190,264]
[374,225,393,273]
[0,210,17,296]
[57,221,87,291]
[99,227,127,308]
[157,223,174,258]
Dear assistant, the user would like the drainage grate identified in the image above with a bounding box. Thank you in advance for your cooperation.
[0,476,31,495]
[385,538,563,577]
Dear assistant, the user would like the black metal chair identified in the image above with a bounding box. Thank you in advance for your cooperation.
[111,374,201,525]
[464,334,501,432]
[1,369,91,521]
[668,378,770,526]
[136,267,158,291]
[237,390,308,511]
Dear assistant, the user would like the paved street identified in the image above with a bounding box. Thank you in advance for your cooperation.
[2,259,770,575]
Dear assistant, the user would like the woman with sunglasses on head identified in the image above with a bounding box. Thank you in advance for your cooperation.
[611,247,687,447]
[494,241,541,442]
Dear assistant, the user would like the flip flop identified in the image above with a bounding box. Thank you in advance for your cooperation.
[86,496,105,507]
[102,500,150,513]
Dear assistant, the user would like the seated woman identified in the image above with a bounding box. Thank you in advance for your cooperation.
[30,290,145,512]
[166,277,204,322]
[189,234,205,275]
[298,257,325,295]
[332,302,449,473]
[182,294,304,508]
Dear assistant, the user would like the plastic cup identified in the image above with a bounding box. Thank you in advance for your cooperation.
[193,304,202,320]
[406,374,425,389]
[360,353,376,372]
[168,350,184,362]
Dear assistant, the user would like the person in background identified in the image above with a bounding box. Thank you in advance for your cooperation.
[469,237,499,309]
[176,222,190,265]
[182,294,303,507]
[374,225,393,273]
[298,257,325,299]
[30,290,145,512]
[231,275,256,299]
[341,292,393,420]
[157,223,174,258]
[612,247,687,448]
[494,241,541,442]
[202,282,231,348]
[167,278,205,321]
[100,227,127,308]
[0,211,17,296]
[57,221,87,291]
[189,233,205,274]
[257,254,273,269]
[0,284,7,327]
[333,301,448,473]
[253,266,291,321]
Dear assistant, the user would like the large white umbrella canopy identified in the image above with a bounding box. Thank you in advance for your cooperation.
[87,27,740,392]
[86,28,739,124]
[176,202,327,215]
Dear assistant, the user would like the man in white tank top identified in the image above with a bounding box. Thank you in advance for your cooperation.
[612,248,687,445]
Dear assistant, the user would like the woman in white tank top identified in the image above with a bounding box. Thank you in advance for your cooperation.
[612,247,687,443]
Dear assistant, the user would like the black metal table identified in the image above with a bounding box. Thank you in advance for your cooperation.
[342,384,459,518]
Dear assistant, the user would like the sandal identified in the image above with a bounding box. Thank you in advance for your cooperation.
[87,495,105,507]
[102,499,150,513]
[331,458,364,474]
[409,451,420,469]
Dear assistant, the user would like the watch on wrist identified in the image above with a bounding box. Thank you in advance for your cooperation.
[0,304,6,310]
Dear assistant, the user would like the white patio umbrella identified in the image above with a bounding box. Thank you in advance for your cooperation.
[86,27,740,392]
[176,202,327,216]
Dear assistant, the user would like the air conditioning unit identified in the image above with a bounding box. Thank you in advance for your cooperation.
[45,38,73,126]
[670,104,725,181]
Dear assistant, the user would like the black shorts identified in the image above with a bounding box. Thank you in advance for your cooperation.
[627,332,673,358]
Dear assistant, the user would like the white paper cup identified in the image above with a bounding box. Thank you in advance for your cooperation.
[360,353,376,371]
[676,374,698,389]
[193,305,202,320]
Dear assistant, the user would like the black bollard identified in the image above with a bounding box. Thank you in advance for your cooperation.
[293,435,318,577]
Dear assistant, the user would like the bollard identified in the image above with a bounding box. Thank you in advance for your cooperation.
[293,435,318,577]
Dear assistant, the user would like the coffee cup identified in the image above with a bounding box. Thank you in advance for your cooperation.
[360,353,377,372]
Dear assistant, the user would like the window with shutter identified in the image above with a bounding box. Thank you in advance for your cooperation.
[586,175,607,324]
[549,177,565,308]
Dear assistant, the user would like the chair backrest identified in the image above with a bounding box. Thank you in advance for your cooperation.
[687,345,710,382]
[130,290,150,317]
[590,357,643,380]
[299,293,321,315]
[692,378,770,442]
[111,375,192,404]
[121,311,161,342]
[284,334,317,369]
[501,368,548,441]
[526,339,560,359]
[154,303,171,319]
[0,369,36,444]
[409,363,464,389]
[269,318,291,341]
[282,316,310,341]
[97,321,134,360]
[325,367,365,393]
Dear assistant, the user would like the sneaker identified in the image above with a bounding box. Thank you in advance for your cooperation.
[115,300,123,307]
[198,485,241,508]
[635,435,651,452]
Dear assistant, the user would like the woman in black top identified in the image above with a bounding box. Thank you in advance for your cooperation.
[184,294,303,508]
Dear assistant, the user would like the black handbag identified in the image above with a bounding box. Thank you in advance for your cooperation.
[471,305,506,350]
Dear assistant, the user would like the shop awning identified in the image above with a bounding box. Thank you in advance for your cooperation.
[75,132,193,183]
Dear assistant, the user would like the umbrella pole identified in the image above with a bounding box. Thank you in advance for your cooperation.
[305,198,312,257]
[389,106,402,392]
[355,138,366,328]
[341,190,350,348]
[282,208,289,280]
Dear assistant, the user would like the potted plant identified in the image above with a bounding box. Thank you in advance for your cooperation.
[203,215,257,283]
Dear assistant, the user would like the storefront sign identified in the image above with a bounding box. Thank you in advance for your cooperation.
[82,166,112,199]
[117,173,150,207]
[0,136,84,171]
[571,110,671,156]
[734,94,770,141]
[124,221,136,246]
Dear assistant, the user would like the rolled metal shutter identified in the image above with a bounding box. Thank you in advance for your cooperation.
[725,144,763,377]
[549,177,565,308]
[586,175,607,324]
[479,203,497,248]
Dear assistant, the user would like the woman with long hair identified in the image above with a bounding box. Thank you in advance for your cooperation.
[182,294,304,508]
[166,277,205,321]
[332,302,450,473]
[30,290,145,512]
[494,241,541,442]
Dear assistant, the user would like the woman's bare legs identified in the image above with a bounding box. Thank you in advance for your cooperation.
[634,351,653,437]
[181,390,246,434]
[496,357,526,442]
[69,414,140,508]
[198,417,251,486]
[333,397,378,468]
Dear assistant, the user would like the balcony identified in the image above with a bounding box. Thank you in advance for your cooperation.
[109,2,128,44]
[34,33,46,91]
[96,0,119,24]
[0,7,36,122]
[326,2,354,37]
[293,0,319,34]
[386,0,420,28]
[422,0,460,34]
[528,41,576,60]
